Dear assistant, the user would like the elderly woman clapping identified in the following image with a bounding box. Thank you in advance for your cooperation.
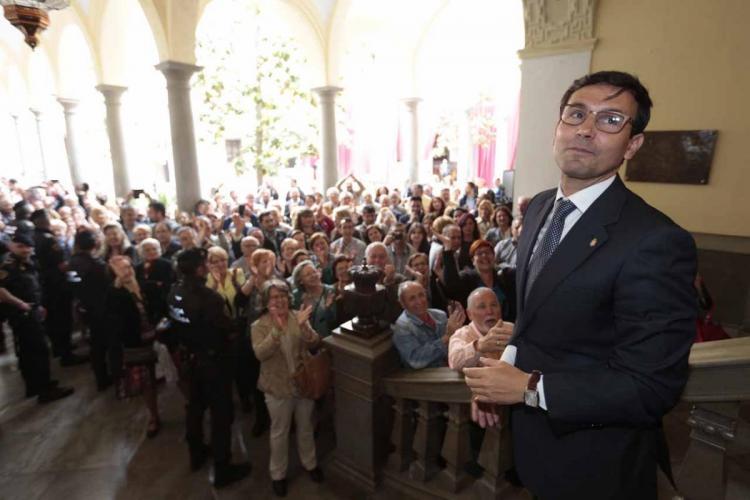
[251,279,324,497]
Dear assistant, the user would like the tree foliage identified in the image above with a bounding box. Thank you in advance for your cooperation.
[195,4,318,181]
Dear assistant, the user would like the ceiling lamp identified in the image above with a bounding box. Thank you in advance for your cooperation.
[1,0,69,50]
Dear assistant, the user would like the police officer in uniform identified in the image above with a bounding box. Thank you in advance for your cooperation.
[30,209,86,365]
[68,229,113,391]
[0,232,74,403]
[168,248,251,488]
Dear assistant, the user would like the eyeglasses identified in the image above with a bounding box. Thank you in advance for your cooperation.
[560,105,633,134]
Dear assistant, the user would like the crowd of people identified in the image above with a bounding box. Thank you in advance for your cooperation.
[0,173,524,495]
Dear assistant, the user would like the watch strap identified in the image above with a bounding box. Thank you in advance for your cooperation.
[527,370,542,391]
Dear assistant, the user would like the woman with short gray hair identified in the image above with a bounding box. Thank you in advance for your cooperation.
[251,279,324,496]
[291,261,337,338]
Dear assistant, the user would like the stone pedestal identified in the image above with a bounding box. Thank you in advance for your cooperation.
[57,98,83,187]
[156,61,202,212]
[402,98,421,185]
[323,322,400,492]
[96,84,130,197]
[312,86,342,190]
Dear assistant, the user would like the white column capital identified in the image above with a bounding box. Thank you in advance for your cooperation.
[156,61,202,90]
[96,84,128,104]
[312,86,343,102]
[57,97,79,113]
[402,97,422,109]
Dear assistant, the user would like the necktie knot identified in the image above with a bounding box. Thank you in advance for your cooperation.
[525,198,577,299]
[554,198,577,221]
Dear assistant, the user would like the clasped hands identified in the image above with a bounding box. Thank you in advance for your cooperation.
[464,320,529,428]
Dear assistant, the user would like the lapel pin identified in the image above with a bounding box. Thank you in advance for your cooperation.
[589,238,598,247]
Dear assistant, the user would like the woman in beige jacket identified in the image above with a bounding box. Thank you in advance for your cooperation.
[250,279,323,497]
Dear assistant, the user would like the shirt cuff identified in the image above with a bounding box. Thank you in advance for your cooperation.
[538,376,548,411]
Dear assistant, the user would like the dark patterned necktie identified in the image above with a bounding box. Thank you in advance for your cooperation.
[525,198,577,298]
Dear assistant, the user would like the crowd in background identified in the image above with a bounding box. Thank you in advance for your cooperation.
[0,173,526,493]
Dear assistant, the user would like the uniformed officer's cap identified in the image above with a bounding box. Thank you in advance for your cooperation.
[29,209,48,222]
[11,232,34,247]
[177,247,208,276]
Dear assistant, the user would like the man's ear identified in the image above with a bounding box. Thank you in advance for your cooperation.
[624,133,645,161]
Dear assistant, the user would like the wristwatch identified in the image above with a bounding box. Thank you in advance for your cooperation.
[524,370,542,408]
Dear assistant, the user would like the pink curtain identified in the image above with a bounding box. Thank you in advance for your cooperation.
[474,141,496,187]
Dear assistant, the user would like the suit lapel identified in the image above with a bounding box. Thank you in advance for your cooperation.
[516,191,555,312]
[521,176,629,327]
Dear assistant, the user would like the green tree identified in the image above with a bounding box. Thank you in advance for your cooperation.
[195,5,318,185]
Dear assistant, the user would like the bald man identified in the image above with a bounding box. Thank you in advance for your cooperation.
[392,281,465,370]
[448,288,512,371]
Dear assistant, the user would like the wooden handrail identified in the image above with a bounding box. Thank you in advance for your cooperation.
[382,368,472,403]
[382,337,750,404]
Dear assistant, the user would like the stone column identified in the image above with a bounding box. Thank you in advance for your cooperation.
[10,113,26,178]
[402,97,422,184]
[57,98,83,187]
[156,61,202,212]
[312,86,342,190]
[514,0,597,199]
[96,84,130,197]
[29,108,47,180]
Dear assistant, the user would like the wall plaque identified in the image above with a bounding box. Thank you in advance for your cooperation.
[625,130,718,184]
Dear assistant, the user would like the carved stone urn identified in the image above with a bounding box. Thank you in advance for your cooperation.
[342,264,387,338]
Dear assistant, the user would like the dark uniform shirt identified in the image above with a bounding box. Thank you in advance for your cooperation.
[0,254,42,313]
[167,276,236,356]
[32,227,66,292]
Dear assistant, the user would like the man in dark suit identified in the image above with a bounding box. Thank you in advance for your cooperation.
[464,71,697,499]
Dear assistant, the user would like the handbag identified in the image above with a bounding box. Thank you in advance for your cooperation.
[293,348,332,400]
[695,309,729,342]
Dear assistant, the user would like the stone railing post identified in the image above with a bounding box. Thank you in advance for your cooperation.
[323,323,401,493]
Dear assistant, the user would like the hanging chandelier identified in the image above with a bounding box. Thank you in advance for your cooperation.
[1,0,69,50]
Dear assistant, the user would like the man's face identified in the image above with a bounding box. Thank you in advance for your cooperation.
[553,84,644,189]
[410,199,422,214]
[441,188,451,203]
[362,211,376,225]
[121,208,136,225]
[400,283,428,317]
[341,221,354,239]
[260,215,274,231]
[366,247,388,269]
[445,227,461,249]
[179,231,195,249]
[249,228,265,245]
[241,239,259,258]
[412,184,423,197]
[10,242,33,260]
[467,290,501,334]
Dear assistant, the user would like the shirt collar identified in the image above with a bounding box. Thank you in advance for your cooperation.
[555,175,616,214]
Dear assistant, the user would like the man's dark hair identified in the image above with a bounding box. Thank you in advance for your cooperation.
[409,195,422,204]
[361,204,376,214]
[74,229,97,251]
[560,71,653,136]
[259,210,274,223]
[177,248,207,276]
[148,201,166,217]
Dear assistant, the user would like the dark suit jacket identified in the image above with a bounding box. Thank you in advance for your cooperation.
[509,176,697,500]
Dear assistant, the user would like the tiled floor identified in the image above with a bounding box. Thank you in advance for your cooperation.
[0,332,748,500]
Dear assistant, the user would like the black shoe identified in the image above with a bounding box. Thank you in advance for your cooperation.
[37,385,74,404]
[272,479,287,497]
[213,462,251,489]
[190,444,210,471]
[26,380,59,398]
[251,418,269,437]
[60,353,89,366]
[308,467,324,483]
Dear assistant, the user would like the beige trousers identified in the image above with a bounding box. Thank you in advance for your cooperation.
[265,393,317,480]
